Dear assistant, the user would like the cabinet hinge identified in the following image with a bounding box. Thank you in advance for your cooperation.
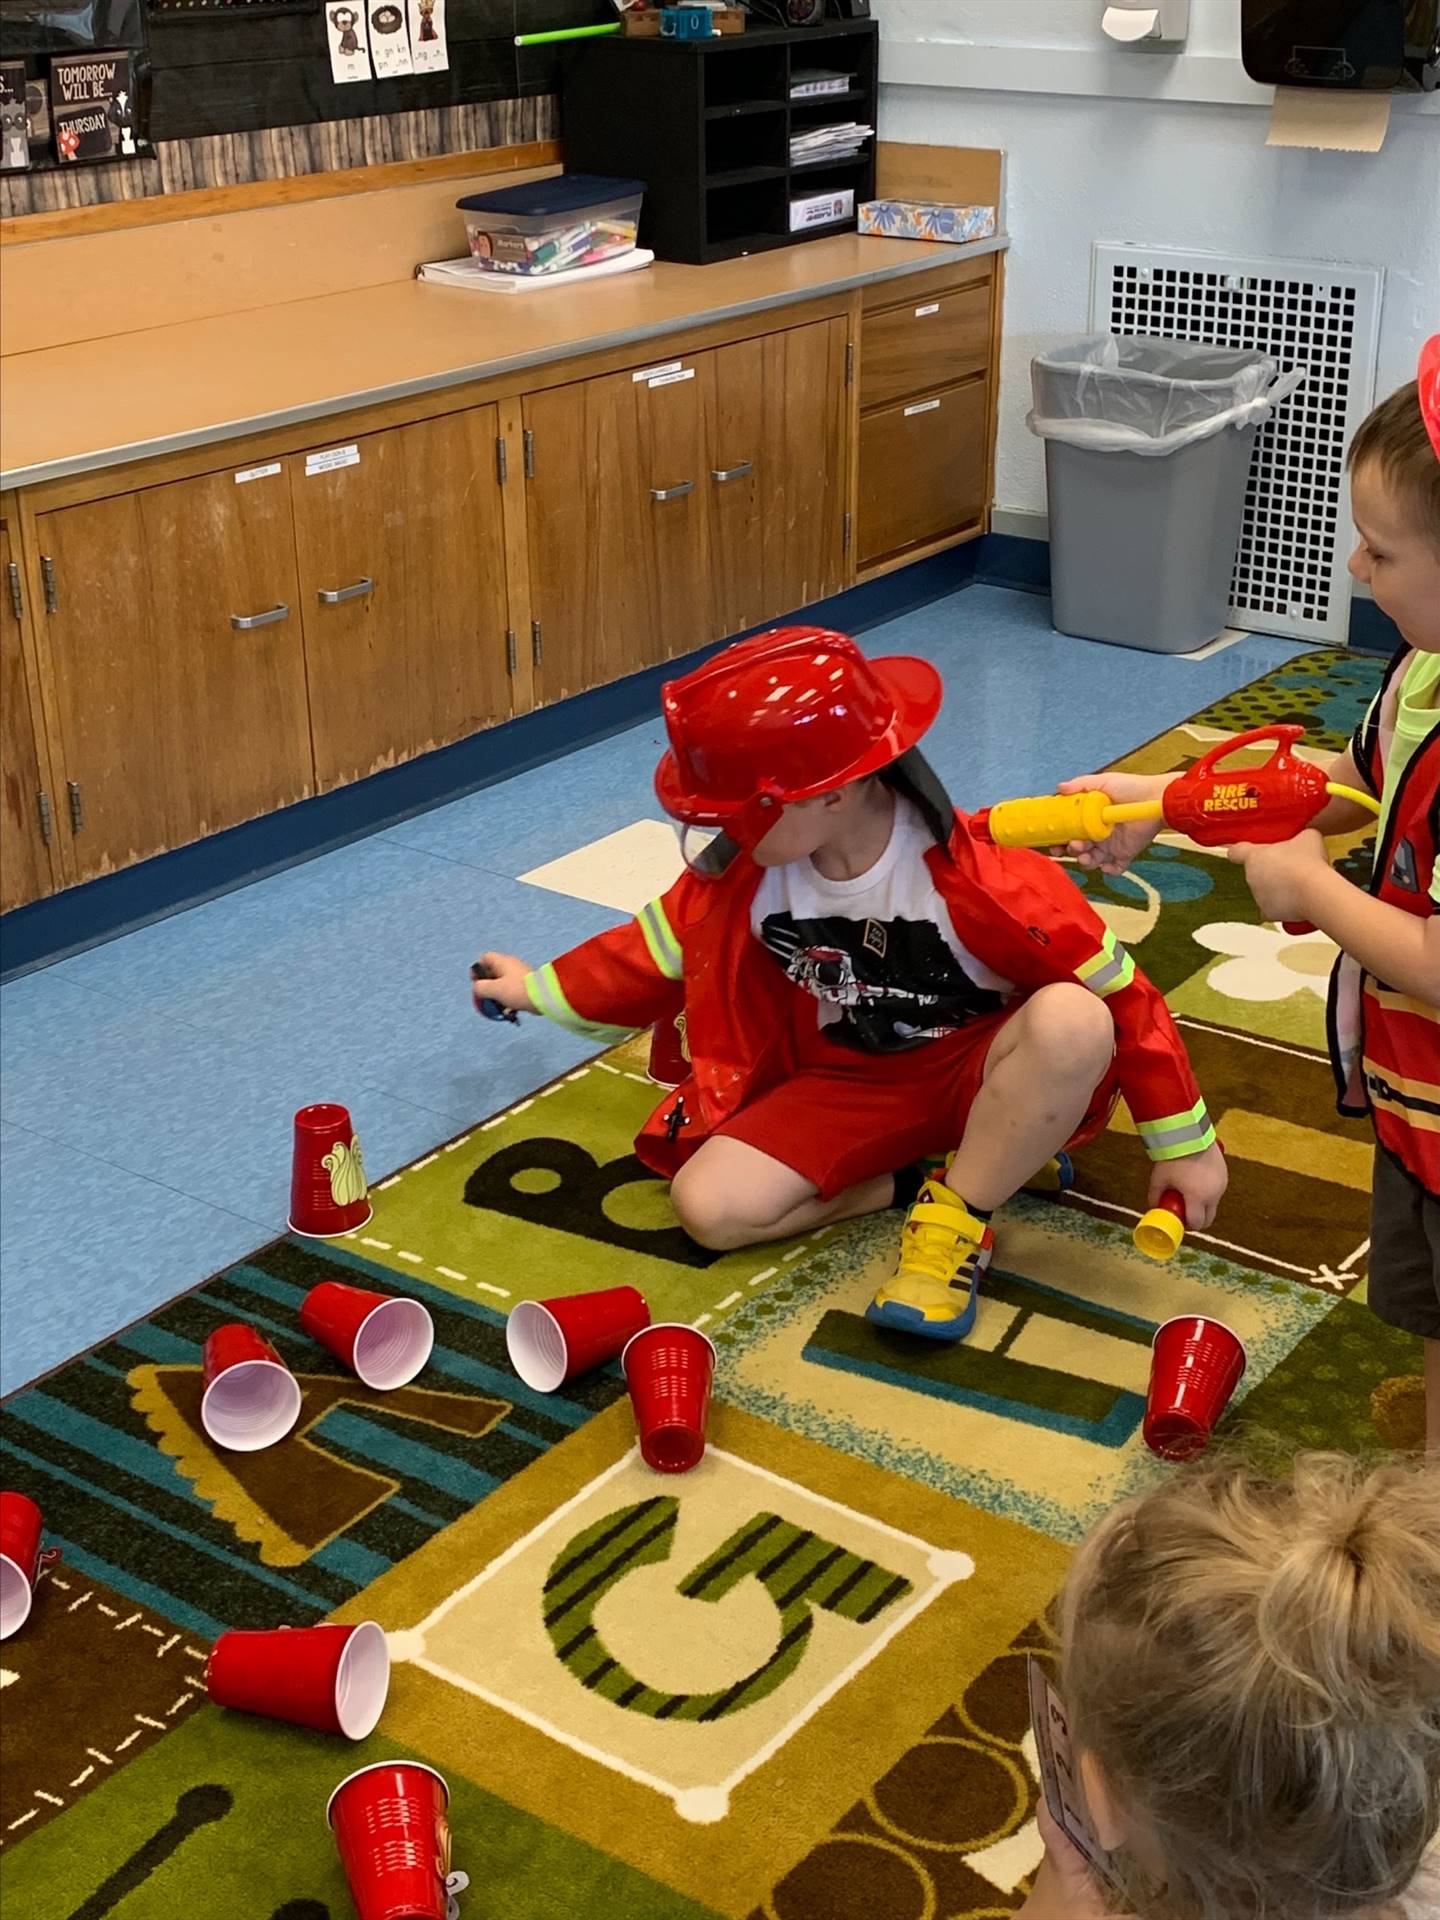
[36,790,53,845]
[845,340,855,389]
[66,780,83,834]
[523,428,535,480]
[40,555,58,615]
[843,512,852,556]
[6,560,22,622]
[531,619,543,668]
[496,436,509,486]
[506,629,518,675]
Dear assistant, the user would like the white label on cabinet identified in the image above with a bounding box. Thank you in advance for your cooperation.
[904,398,942,417]
[234,462,282,485]
[915,302,941,317]
[305,444,360,477]
[648,367,696,390]
[633,360,682,384]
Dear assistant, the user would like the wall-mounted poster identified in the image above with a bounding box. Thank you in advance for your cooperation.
[50,51,139,162]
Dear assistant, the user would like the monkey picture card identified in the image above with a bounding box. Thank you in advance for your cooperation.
[407,0,448,74]
[0,62,27,171]
[368,0,414,79]
[326,3,374,84]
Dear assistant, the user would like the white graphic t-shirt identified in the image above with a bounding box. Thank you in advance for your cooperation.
[749,795,1013,1053]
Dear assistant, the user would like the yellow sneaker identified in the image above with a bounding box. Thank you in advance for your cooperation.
[866,1178,993,1342]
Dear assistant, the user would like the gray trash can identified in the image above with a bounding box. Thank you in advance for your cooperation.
[1028,336,1304,654]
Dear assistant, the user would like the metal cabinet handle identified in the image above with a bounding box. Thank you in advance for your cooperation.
[650,482,695,502]
[317,578,374,605]
[230,603,290,631]
[711,462,754,484]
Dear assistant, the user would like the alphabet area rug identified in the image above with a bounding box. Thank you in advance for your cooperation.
[2,644,1422,1920]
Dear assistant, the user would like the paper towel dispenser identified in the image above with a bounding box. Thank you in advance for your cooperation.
[1242,1,1439,91]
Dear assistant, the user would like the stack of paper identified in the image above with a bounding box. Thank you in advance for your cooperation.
[416,249,655,293]
[790,69,850,100]
[790,121,873,168]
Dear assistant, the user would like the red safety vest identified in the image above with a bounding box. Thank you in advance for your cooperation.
[1329,648,1440,1196]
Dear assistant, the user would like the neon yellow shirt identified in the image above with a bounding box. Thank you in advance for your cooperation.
[1378,649,1440,905]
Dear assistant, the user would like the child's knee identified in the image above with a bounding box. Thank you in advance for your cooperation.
[1022,982,1115,1075]
[670,1163,744,1251]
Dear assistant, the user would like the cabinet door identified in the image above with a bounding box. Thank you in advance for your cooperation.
[0,513,55,911]
[138,463,313,843]
[524,356,710,703]
[34,492,168,882]
[707,317,849,638]
[291,410,511,791]
[858,378,988,570]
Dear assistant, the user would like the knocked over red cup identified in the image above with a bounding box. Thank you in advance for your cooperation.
[622,1323,716,1474]
[301,1282,433,1391]
[208,1620,389,1739]
[507,1286,651,1393]
[1,1492,57,1641]
[647,1012,690,1089]
[201,1324,303,1452]
[289,1102,372,1238]
[1144,1315,1247,1461]
[328,1760,454,1920]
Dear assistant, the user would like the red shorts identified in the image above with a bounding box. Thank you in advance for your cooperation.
[715,1004,1117,1200]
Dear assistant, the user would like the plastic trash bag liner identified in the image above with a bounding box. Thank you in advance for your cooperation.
[1028,334,1306,456]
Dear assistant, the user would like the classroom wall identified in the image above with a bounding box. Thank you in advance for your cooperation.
[875,0,1440,524]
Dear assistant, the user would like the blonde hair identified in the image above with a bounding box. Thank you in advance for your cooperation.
[1059,1453,1440,1920]
[1348,379,1440,555]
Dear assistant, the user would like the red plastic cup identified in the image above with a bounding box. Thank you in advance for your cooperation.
[207,1620,389,1739]
[327,1760,453,1920]
[289,1102,373,1238]
[507,1286,651,1392]
[1,1492,56,1641]
[301,1282,434,1391]
[647,1013,690,1089]
[1144,1315,1248,1461]
[201,1324,303,1452]
[622,1323,716,1474]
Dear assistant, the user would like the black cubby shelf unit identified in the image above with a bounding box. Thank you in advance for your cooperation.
[561,16,878,266]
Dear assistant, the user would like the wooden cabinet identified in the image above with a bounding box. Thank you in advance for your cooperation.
[706,318,849,637]
[291,410,512,791]
[0,506,56,912]
[858,379,988,572]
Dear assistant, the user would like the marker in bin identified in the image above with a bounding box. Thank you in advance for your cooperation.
[470,961,519,1024]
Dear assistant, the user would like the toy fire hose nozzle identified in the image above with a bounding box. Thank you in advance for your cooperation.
[470,962,519,1023]
[1135,1189,1187,1262]
[972,724,1380,852]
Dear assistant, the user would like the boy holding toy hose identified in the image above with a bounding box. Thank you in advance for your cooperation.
[1061,353,1440,1450]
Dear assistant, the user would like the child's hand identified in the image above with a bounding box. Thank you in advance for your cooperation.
[1056,772,1172,874]
[471,951,533,1014]
[1228,831,1330,925]
[1150,1140,1228,1232]
[1017,1799,1115,1919]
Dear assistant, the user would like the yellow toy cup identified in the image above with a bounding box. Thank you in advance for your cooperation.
[1134,1189,1186,1262]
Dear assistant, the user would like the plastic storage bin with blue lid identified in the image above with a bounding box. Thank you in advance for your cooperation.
[456,174,647,275]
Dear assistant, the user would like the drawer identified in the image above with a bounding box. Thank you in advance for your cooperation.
[858,377,988,569]
[861,257,993,315]
[860,281,991,411]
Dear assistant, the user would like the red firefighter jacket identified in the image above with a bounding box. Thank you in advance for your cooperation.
[525,814,1214,1181]
[1330,647,1440,1195]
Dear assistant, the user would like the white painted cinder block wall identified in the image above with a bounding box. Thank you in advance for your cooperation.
[874,0,1440,523]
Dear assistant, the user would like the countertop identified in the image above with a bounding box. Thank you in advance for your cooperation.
[0,231,1007,492]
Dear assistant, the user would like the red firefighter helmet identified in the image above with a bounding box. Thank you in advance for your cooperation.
[1420,334,1440,463]
[654,627,942,850]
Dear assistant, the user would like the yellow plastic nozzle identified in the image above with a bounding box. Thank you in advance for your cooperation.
[1134,1206,1186,1262]
[1325,782,1381,819]
[982,789,1119,850]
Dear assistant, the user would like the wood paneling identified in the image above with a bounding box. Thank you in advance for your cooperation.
[0,511,55,911]
[858,377,988,571]
[875,142,1004,216]
[860,282,991,412]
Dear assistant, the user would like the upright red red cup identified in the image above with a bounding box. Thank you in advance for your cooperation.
[289,1103,372,1238]
[506,1287,651,1392]
[327,1761,453,1920]
[647,1012,690,1089]
[208,1620,389,1738]
[201,1324,303,1452]
[1,1492,51,1641]
[622,1323,716,1474]
[1144,1315,1248,1461]
[301,1282,434,1391]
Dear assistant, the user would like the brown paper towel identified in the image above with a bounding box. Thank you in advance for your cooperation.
[1267,87,1391,152]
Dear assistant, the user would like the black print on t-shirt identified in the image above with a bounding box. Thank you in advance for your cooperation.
[759,911,1006,1053]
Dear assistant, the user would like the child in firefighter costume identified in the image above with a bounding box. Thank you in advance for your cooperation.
[1061,343,1440,1444]
[475,626,1228,1341]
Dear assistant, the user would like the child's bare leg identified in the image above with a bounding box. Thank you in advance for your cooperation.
[945,983,1115,1211]
[1426,1338,1440,1457]
[671,1137,892,1252]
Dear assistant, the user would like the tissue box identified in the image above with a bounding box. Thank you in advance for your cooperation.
[858,200,997,245]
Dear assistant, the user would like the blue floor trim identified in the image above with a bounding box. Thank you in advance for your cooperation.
[0,546,979,982]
